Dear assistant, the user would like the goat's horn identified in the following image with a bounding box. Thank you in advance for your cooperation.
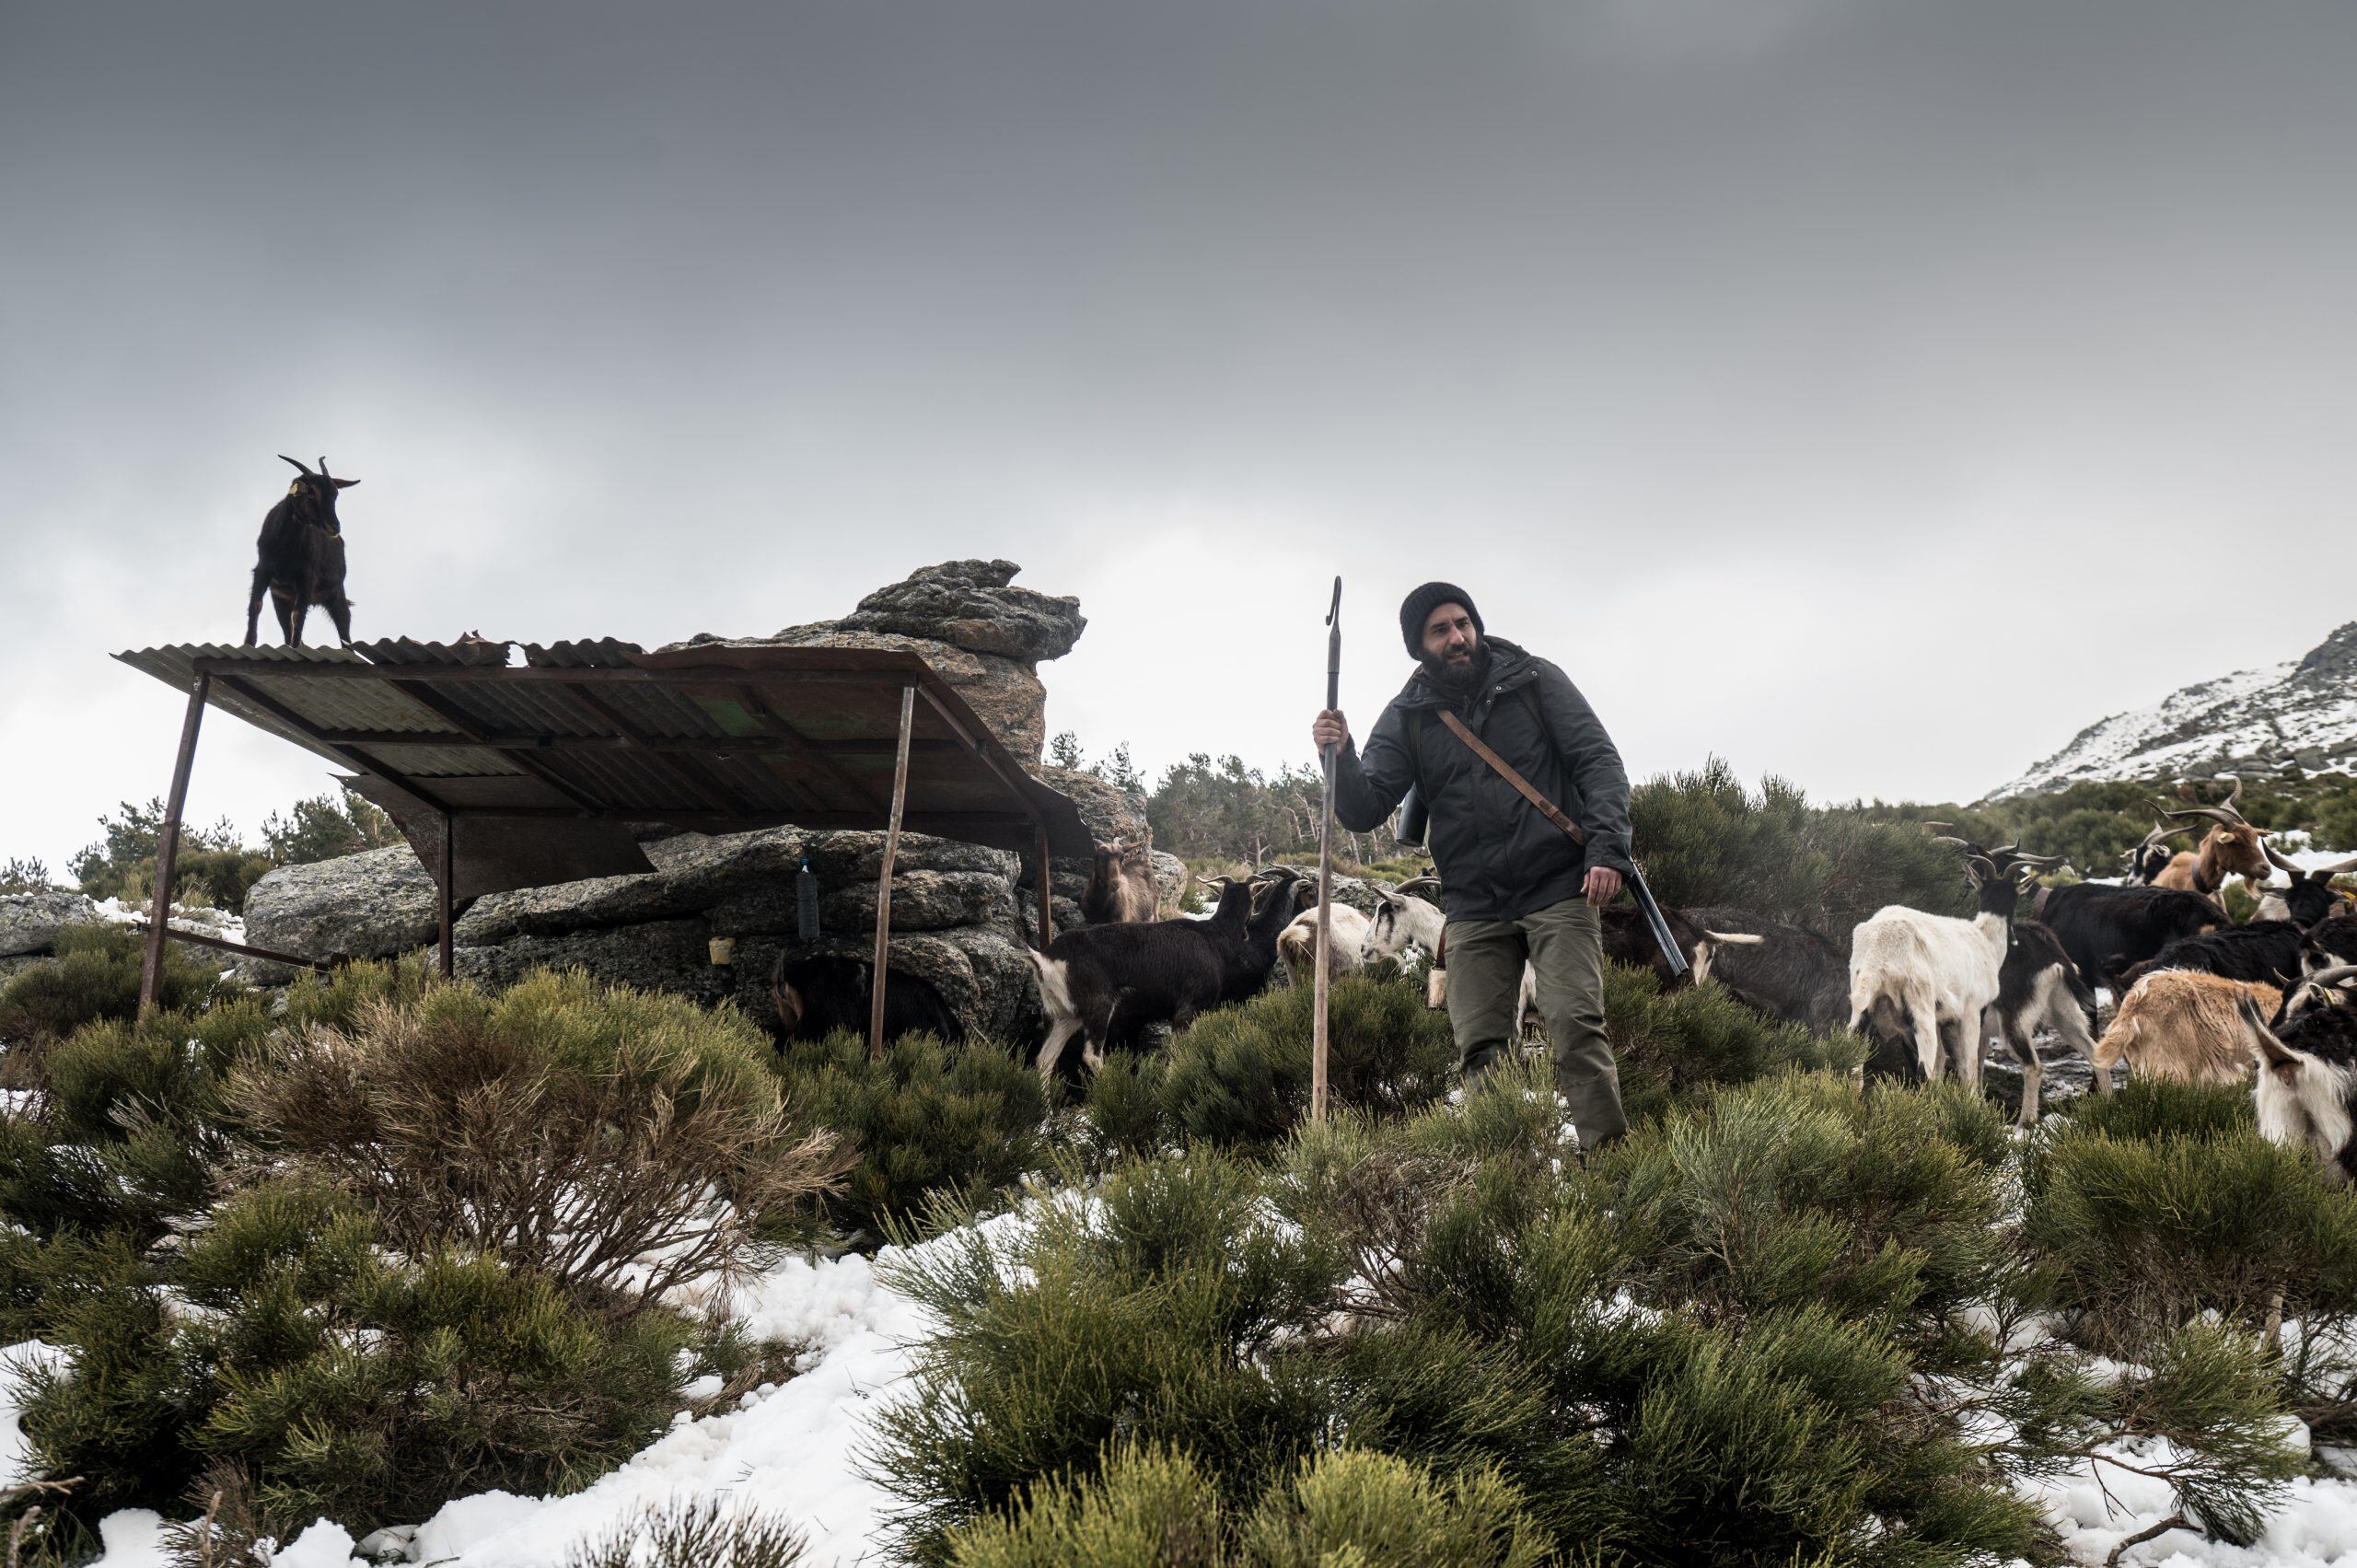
[2160,806,2244,828]
[2263,841,2305,876]
[1394,877,1443,899]
[1930,835,1976,849]
[2324,854,2357,877]
[278,454,315,475]
[2302,963,2357,989]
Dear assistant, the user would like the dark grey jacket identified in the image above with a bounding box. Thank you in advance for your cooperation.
[1331,637,1633,923]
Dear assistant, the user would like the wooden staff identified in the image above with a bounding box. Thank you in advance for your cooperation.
[1313,577,1341,1122]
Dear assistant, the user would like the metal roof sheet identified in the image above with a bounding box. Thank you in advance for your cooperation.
[115,640,1093,900]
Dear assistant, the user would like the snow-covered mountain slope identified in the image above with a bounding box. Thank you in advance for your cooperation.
[1995,621,2357,798]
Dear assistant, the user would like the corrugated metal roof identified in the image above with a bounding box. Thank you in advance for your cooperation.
[114,640,1094,899]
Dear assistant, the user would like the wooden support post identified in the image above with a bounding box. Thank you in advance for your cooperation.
[140,674,211,1019]
[1312,756,1335,1124]
[1035,823,1055,949]
[437,811,456,980]
[868,685,916,1062]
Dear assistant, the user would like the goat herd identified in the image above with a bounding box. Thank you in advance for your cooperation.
[1028,788,2357,1182]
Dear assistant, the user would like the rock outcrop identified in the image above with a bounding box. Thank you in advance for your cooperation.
[672,559,1084,764]
[0,891,104,958]
[243,847,439,975]
[839,558,1086,662]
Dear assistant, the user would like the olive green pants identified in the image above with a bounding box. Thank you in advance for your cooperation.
[1446,897,1627,1147]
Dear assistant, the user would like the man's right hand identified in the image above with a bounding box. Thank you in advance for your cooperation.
[1312,709,1350,754]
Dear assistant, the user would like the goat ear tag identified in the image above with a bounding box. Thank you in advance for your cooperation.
[288,482,303,495]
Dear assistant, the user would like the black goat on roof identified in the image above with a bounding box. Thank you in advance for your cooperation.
[244,455,357,647]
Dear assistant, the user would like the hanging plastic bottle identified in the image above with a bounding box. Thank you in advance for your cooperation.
[795,855,820,941]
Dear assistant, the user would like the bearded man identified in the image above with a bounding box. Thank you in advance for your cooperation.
[1310,582,1635,1147]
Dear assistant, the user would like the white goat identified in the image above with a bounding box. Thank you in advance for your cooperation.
[1364,880,1540,1029]
[1848,852,2057,1086]
[1276,903,1373,988]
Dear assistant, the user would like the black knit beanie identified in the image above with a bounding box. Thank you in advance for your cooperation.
[1399,582,1482,659]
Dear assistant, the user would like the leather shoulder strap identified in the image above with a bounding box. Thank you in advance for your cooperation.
[1435,709,1586,846]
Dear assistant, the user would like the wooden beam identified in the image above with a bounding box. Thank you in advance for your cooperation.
[139,674,210,1018]
[869,685,916,1062]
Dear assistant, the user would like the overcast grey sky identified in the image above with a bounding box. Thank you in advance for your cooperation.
[5,0,2354,876]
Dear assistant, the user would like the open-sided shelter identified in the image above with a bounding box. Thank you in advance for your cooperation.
[115,637,1095,1054]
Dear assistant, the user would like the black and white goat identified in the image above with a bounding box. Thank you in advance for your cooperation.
[2240,970,2357,1183]
[1683,906,1852,1036]
[245,455,358,647]
[1990,917,2105,1124]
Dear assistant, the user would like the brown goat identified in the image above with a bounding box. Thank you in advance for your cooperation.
[1080,838,1158,925]
[2151,782,2270,908]
[2095,970,2282,1086]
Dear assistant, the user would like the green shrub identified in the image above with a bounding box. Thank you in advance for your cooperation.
[1606,1076,2012,1348]
[873,1150,1350,1555]
[1605,962,1865,1124]
[2046,1074,2254,1144]
[2073,1318,2309,1547]
[872,1101,2057,1568]
[1160,973,1457,1153]
[1631,759,1970,933]
[228,970,842,1308]
[944,1445,1551,1568]
[2021,1118,2357,1361]
[564,1499,810,1568]
[944,1445,1226,1567]
[1,998,276,1241]
[0,923,235,1050]
[1077,1050,1171,1166]
[772,1030,1051,1241]
[17,1181,695,1536]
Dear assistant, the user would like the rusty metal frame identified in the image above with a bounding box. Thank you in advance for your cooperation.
[132,645,1080,1019]
[868,685,917,1060]
[132,920,335,974]
[138,674,209,1018]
